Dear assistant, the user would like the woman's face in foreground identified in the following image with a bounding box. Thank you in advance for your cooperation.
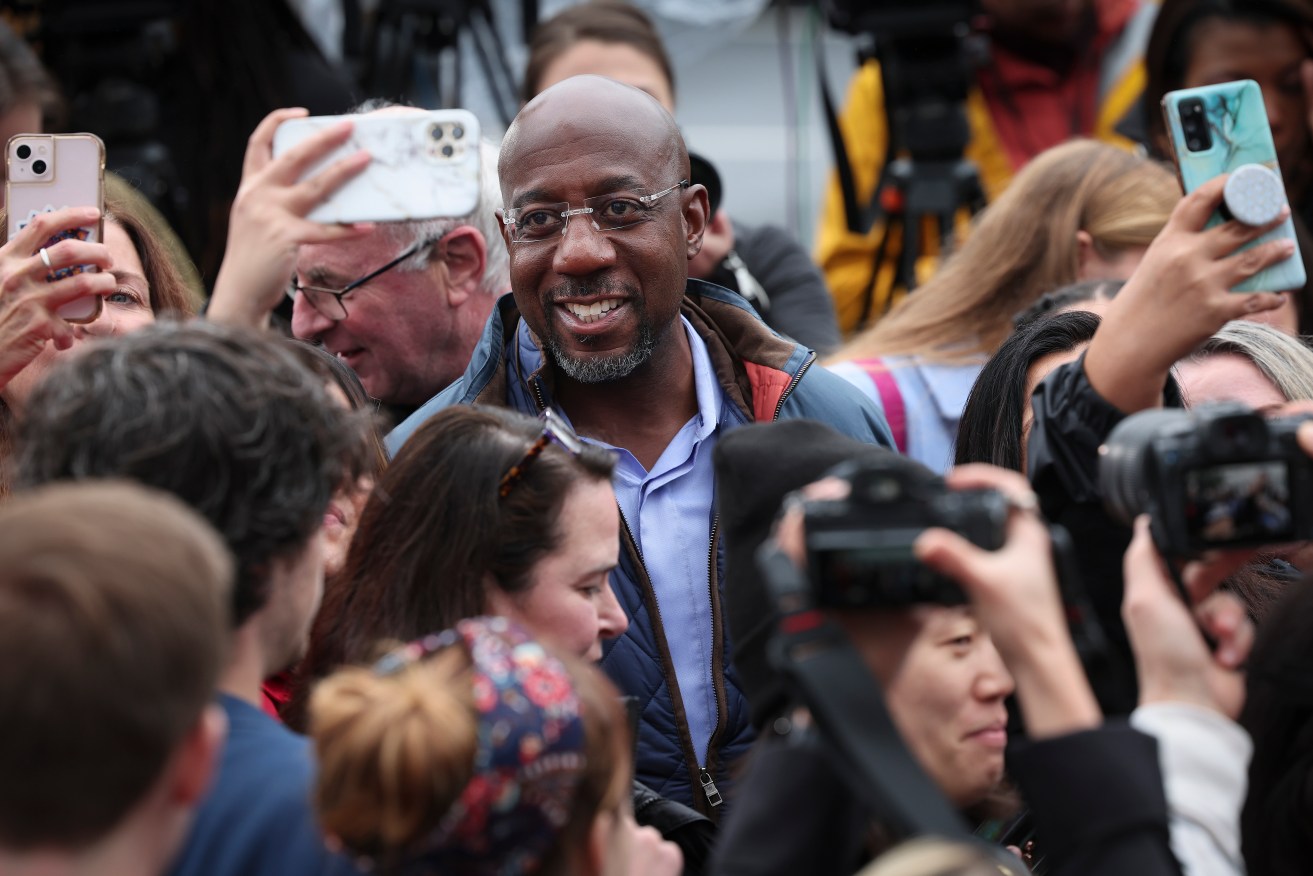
[488,477,629,662]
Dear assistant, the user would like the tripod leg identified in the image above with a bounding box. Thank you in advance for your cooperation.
[899,212,921,294]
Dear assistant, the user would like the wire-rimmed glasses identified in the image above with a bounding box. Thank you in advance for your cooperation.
[502,180,688,244]
[287,237,436,320]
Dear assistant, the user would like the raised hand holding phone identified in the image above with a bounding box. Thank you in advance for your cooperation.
[0,204,116,389]
[6,133,107,324]
[207,107,375,329]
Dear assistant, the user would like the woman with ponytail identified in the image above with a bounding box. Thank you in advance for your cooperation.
[309,616,682,876]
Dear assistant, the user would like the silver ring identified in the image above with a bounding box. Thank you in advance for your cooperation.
[38,247,52,270]
[1007,491,1041,515]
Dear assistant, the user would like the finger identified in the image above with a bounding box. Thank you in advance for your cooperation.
[6,206,102,255]
[1300,421,1313,458]
[285,218,377,245]
[1173,174,1229,231]
[243,107,309,178]
[1122,516,1182,629]
[49,314,75,350]
[285,149,372,215]
[1221,237,1299,289]
[39,239,114,275]
[32,271,118,310]
[914,526,991,595]
[1196,591,1253,668]
[265,118,355,186]
[1202,204,1291,259]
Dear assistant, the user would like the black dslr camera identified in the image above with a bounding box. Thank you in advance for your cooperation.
[1100,404,1313,557]
[803,457,1010,608]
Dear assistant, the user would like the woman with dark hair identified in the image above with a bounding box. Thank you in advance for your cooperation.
[293,405,627,706]
[1142,0,1313,335]
[955,309,1104,472]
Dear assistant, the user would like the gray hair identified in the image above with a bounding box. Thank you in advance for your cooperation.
[1180,320,1313,403]
[349,100,507,297]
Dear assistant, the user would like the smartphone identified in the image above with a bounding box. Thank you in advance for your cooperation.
[6,132,106,323]
[1162,79,1306,293]
[272,109,481,224]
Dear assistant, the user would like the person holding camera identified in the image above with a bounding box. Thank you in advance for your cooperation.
[713,418,1254,875]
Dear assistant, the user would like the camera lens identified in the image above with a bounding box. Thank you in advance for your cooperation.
[441,144,455,158]
[430,124,444,141]
[16,144,30,160]
[32,159,47,175]
[451,125,465,140]
[1187,138,1201,151]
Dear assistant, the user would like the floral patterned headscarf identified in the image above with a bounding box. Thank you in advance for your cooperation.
[366,615,588,876]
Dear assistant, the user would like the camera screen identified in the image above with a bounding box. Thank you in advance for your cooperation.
[1184,461,1292,546]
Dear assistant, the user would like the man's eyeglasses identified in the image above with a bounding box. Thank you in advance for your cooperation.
[498,408,586,498]
[287,237,437,321]
[503,180,688,244]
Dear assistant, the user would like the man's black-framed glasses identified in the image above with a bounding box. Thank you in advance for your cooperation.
[287,237,436,321]
[498,408,586,498]
[503,180,688,244]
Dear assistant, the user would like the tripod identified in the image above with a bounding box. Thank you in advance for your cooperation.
[858,156,985,329]
[363,0,525,127]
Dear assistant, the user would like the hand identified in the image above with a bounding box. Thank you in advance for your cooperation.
[1122,517,1254,718]
[915,463,1102,738]
[626,822,683,876]
[208,108,374,329]
[1086,174,1293,413]
[688,208,734,280]
[0,206,116,389]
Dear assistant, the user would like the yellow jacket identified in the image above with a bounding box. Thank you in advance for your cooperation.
[817,3,1157,334]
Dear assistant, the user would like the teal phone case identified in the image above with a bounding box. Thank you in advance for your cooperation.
[1163,79,1306,292]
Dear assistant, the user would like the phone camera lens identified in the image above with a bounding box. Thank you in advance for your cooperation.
[1187,138,1201,151]
[451,125,465,140]
[32,159,47,174]
[16,144,30,160]
[441,144,455,158]
[430,124,444,141]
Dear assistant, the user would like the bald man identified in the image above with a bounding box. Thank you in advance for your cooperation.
[389,75,893,813]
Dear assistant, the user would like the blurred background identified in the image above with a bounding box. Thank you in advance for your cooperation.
[0,0,861,286]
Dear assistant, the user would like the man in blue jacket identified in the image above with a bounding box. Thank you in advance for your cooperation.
[390,74,892,814]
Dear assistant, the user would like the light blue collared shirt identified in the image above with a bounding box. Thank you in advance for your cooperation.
[513,316,724,766]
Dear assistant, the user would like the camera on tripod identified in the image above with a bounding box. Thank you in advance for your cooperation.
[802,457,1009,608]
[1100,404,1313,557]
[817,0,985,327]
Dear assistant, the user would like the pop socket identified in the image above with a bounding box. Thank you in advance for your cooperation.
[1222,163,1287,226]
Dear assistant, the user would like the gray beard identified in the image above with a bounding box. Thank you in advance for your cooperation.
[547,318,658,383]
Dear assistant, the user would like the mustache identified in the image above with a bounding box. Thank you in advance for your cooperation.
[545,277,638,303]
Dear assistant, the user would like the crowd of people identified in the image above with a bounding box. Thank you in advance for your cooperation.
[5,1,1313,875]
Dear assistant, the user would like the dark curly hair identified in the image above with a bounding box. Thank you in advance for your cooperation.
[15,320,371,625]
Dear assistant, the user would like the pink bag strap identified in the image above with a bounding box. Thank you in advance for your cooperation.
[852,357,907,454]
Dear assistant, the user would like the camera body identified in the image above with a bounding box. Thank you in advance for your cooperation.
[803,457,1009,608]
[1100,404,1313,557]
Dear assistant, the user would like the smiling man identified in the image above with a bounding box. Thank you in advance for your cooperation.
[388,75,893,814]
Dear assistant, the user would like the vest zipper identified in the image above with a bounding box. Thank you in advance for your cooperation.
[772,352,815,421]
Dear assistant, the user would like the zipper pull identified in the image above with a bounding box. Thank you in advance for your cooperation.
[699,768,723,808]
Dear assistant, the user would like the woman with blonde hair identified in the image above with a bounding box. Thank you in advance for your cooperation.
[829,140,1180,472]
[310,616,682,876]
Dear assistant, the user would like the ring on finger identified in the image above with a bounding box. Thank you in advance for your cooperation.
[1007,491,1041,515]
[39,246,53,271]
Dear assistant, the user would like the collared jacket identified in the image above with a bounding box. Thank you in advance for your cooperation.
[388,280,893,813]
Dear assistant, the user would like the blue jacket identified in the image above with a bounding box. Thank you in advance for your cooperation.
[389,281,893,814]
